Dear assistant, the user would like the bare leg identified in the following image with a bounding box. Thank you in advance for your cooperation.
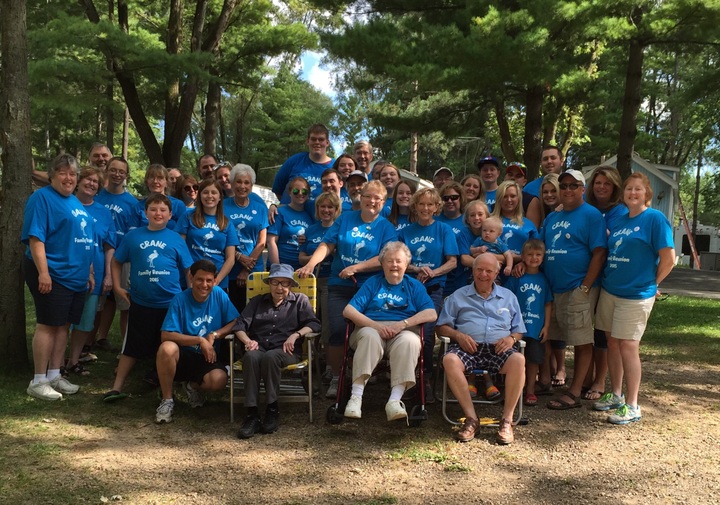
[95,298,116,342]
[549,344,592,406]
[111,355,137,392]
[49,324,70,370]
[443,353,476,420]
[156,341,180,400]
[500,353,525,421]
[197,369,228,392]
[619,340,641,406]
[539,341,552,385]
[606,334,624,397]
[32,323,57,374]
[327,345,344,375]
[525,363,539,395]
[68,328,90,367]
[553,348,567,384]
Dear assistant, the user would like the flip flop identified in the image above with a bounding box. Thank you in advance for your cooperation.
[583,389,604,401]
[103,390,128,403]
[524,393,538,406]
[547,391,582,410]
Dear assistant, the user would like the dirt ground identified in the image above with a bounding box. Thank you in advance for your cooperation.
[5,357,720,505]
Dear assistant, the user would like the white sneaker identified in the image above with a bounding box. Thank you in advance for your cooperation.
[385,400,408,422]
[184,382,205,408]
[49,376,80,395]
[344,395,362,419]
[155,399,174,423]
[27,380,63,401]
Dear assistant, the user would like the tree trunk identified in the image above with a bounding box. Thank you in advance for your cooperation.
[494,98,517,164]
[523,85,544,181]
[617,8,645,180]
[122,106,130,159]
[409,132,418,173]
[692,139,703,239]
[0,0,32,373]
[204,76,221,157]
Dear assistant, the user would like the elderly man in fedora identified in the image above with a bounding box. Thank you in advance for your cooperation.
[232,263,320,439]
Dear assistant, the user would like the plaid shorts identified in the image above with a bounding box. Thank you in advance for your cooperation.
[445,342,517,374]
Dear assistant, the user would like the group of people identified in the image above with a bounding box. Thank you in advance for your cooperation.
[22,126,675,445]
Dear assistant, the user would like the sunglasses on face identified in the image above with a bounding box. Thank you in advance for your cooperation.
[442,194,460,202]
[291,188,309,196]
[184,184,199,192]
[559,183,582,190]
[268,279,293,288]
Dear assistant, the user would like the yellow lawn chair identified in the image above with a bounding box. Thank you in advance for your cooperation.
[227,272,317,423]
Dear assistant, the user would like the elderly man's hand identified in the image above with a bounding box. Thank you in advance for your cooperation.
[283,334,299,354]
[457,333,478,354]
[244,339,259,352]
[378,322,403,340]
[494,335,515,354]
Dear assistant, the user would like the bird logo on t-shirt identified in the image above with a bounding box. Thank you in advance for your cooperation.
[550,230,562,248]
[80,218,88,237]
[416,243,427,262]
[203,231,214,246]
[354,240,366,256]
[148,249,159,268]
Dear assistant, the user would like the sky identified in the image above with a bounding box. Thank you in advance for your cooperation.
[300,51,336,98]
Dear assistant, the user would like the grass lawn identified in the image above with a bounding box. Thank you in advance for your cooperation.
[1,294,719,504]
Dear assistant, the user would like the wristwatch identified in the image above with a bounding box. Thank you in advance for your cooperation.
[209,331,219,339]
[579,285,590,294]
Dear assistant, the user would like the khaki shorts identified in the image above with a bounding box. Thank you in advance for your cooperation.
[595,289,655,341]
[548,286,599,346]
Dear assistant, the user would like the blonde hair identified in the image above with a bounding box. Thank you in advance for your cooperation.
[491,180,524,224]
[410,187,442,220]
[481,216,504,235]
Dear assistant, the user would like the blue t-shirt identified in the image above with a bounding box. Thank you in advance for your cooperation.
[175,211,240,289]
[95,189,138,245]
[128,195,187,231]
[602,208,674,300]
[446,226,478,293]
[485,189,497,212]
[267,205,313,269]
[399,220,459,288]
[540,203,607,294]
[523,178,542,198]
[301,222,333,278]
[22,186,95,292]
[500,216,538,255]
[340,187,353,211]
[470,237,509,255]
[322,210,398,287]
[114,227,194,308]
[84,201,118,295]
[599,204,629,234]
[505,272,553,340]
[224,196,269,279]
[392,213,411,233]
[161,287,240,353]
[349,274,434,322]
[436,213,465,235]
[272,152,334,203]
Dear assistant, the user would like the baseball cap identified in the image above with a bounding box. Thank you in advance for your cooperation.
[433,167,453,179]
[477,156,499,169]
[346,170,368,181]
[505,162,526,177]
[558,169,586,185]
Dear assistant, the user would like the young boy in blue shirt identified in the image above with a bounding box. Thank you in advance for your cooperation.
[103,194,194,402]
[504,239,553,406]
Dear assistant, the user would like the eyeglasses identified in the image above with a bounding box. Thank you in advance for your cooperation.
[108,169,127,176]
[291,188,309,196]
[268,279,293,288]
[184,184,199,192]
[442,194,460,202]
[559,183,582,190]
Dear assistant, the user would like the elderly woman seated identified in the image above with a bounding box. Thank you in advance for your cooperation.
[232,263,320,439]
[342,241,437,423]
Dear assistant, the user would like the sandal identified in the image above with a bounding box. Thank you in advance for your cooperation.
[583,389,604,401]
[66,362,90,376]
[535,381,553,396]
[551,374,566,387]
[524,393,538,406]
[547,391,582,410]
[485,385,502,401]
[103,390,129,403]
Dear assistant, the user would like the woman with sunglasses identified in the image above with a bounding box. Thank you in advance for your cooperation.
[437,181,470,296]
[175,175,199,209]
[267,177,313,269]
[399,187,459,401]
[297,180,397,398]
[387,179,416,233]
[341,241,437,422]
[176,180,239,289]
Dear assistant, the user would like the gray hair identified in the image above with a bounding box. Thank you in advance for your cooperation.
[379,241,412,265]
[473,252,501,273]
[230,163,256,184]
[353,140,372,152]
[48,154,79,180]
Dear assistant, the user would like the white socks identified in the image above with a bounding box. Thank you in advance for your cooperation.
[389,384,406,402]
[46,369,61,381]
[33,374,47,385]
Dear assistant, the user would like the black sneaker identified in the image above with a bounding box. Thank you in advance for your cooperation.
[237,415,262,439]
[262,408,280,434]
